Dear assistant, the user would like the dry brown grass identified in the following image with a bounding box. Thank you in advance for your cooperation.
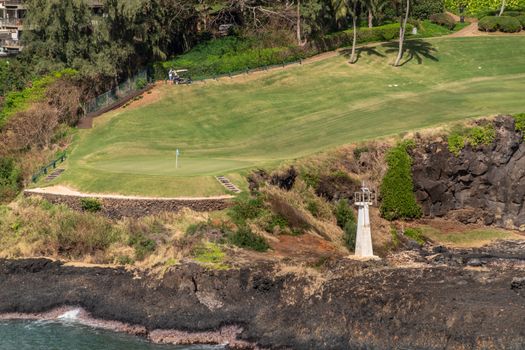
[0,197,226,267]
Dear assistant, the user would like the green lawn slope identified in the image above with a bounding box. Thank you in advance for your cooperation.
[55,36,525,197]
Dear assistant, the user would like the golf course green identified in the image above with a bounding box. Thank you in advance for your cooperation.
[54,36,525,197]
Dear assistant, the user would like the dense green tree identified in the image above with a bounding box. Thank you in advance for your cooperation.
[22,0,98,74]
[21,0,197,81]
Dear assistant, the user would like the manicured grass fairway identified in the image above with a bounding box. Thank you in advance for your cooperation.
[57,37,525,197]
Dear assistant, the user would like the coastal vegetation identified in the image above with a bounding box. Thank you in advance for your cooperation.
[447,122,496,156]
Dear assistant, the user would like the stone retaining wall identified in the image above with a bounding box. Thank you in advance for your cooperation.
[23,192,232,219]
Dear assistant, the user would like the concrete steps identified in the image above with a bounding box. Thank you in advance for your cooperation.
[45,168,65,182]
[215,176,241,194]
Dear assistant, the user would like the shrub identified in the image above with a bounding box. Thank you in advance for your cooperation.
[478,16,522,32]
[404,227,426,245]
[80,198,102,213]
[265,190,312,231]
[228,193,264,225]
[334,199,355,229]
[498,16,522,32]
[135,78,148,90]
[192,242,228,269]
[343,220,358,250]
[447,132,466,156]
[468,125,496,146]
[263,214,288,233]
[505,10,525,16]
[0,158,22,202]
[412,0,445,19]
[513,113,525,139]
[128,233,156,260]
[353,146,369,160]
[186,222,209,236]
[379,141,422,221]
[56,211,121,258]
[447,124,496,155]
[430,13,456,29]
[116,255,135,265]
[517,15,525,26]
[478,16,500,31]
[229,226,269,252]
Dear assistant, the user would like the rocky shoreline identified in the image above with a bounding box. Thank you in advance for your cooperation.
[0,307,256,349]
[1,242,524,350]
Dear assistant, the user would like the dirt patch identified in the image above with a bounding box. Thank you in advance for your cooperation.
[271,233,343,263]
[121,85,163,111]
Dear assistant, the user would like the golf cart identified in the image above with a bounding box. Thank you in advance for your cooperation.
[173,69,192,85]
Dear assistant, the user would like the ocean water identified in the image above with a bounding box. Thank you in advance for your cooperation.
[0,320,225,350]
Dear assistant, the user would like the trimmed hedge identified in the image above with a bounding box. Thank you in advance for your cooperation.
[517,15,525,26]
[314,23,414,53]
[478,16,522,32]
[478,16,500,31]
[380,141,422,221]
[499,15,523,31]
[430,13,457,29]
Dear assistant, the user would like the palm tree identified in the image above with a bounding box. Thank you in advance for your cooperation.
[366,0,388,28]
[331,0,349,29]
[394,0,410,67]
[348,0,366,64]
[499,0,506,16]
[296,0,307,46]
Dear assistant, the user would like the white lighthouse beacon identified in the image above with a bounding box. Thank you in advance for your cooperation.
[354,183,375,257]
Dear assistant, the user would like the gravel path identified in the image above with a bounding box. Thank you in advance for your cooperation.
[25,185,234,201]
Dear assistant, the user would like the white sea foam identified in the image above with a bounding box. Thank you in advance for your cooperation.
[57,308,81,321]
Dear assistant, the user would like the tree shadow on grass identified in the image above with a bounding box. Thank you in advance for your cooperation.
[382,39,439,66]
[340,46,386,64]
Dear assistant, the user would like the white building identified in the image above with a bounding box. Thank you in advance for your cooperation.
[0,0,104,56]
[0,0,26,55]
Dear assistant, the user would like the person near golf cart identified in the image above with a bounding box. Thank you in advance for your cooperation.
[172,69,192,85]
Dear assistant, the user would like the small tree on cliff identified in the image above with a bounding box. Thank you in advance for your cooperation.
[379,141,422,221]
